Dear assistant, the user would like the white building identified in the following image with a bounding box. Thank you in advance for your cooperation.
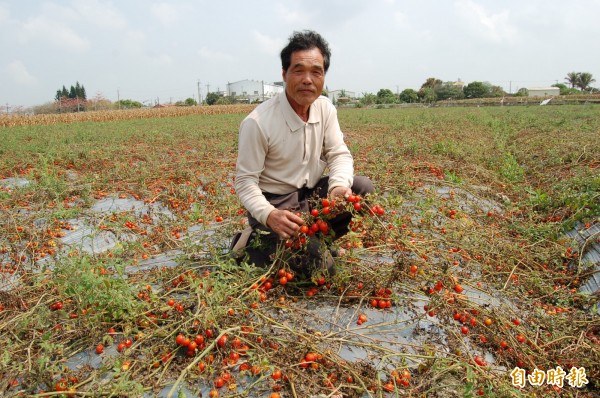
[327,89,356,104]
[527,87,560,97]
[226,80,284,103]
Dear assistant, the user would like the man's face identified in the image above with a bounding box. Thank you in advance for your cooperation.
[282,47,325,111]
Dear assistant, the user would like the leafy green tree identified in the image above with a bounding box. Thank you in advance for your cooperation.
[418,87,437,103]
[358,92,377,106]
[205,92,221,105]
[421,77,443,91]
[435,83,465,101]
[115,99,143,109]
[176,98,197,106]
[487,84,506,97]
[215,97,232,105]
[376,88,397,104]
[463,81,489,98]
[399,89,418,103]
[514,88,529,97]
[552,83,579,95]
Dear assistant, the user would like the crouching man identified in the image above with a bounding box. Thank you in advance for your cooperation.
[232,30,374,275]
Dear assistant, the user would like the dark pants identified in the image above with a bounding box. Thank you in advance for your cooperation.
[249,175,374,236]
[242,176,374,267]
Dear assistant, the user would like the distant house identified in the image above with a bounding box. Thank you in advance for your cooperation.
[527,87,560,97]
[226,80,284,103]
[452,78,465,90]
[328,89,356,104]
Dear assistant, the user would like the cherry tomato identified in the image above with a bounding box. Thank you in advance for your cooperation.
[305,352,317,362]
[214,377,225,388]
[271,369,282,380]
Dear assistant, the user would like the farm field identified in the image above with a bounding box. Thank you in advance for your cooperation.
[0,105,598,397]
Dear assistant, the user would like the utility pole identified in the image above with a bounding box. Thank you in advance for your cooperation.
[197,80,202,105]
[206,83,210,96]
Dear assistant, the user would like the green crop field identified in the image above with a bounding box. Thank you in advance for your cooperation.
[0,105,598,397]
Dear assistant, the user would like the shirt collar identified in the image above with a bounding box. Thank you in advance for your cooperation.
[279,91,318,132]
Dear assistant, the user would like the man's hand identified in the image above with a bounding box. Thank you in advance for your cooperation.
[329,186,352,199]
[266,209,304,239]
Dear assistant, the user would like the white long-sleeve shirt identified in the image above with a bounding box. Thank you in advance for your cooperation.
[234,91,354,226]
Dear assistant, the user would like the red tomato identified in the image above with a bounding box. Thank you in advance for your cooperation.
[305,352,317,362]
[214,377,225,388]
[319,222,328,234]
[271,369,282,380]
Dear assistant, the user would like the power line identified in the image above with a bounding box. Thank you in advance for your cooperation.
[198,79,202,105]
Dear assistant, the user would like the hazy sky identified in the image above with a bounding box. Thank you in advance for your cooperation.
[2,0,599,108]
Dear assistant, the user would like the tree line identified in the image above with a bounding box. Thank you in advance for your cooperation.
[31,71,597,115]
[355,72,597,106]
[55,82,87,101]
